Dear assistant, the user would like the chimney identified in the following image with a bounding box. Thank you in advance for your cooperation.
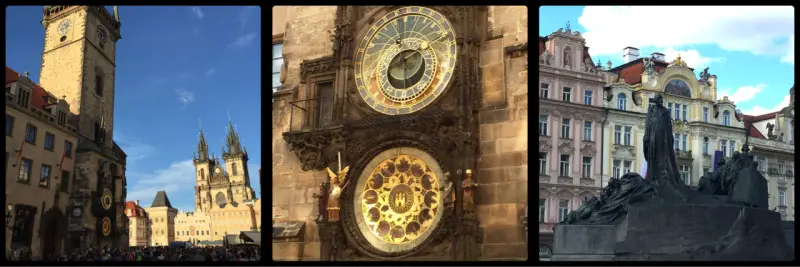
[23,72,29,78]
[136,200,140,206]
[651,52,665,61]
[623,47,639,63]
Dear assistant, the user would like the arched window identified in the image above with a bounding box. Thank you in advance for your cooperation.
[200,169,205,180]
[617,93,627,111]
[94,67,104,96]
[722,111,731,126]
[563,47,573,68]
[664,79,691,97]
[232,164,238,176]
[215,192,227,207]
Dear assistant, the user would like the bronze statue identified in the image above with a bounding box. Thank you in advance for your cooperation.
[312,181,330,222]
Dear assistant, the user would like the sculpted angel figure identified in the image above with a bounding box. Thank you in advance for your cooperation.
[325,166,351,222]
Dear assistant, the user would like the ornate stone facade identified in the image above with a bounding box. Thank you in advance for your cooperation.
[537,28,605,256]
[273,6,528,261]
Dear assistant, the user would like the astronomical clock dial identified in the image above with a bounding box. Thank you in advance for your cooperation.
[96,24,108,44]
[215,167,222,174]
[354,6,458,115]
[353,147,446,254]
[101,188,113,210]
[101,217,112,236]
[58,19,72,36]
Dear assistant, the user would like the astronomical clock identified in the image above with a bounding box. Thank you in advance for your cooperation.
[283,6,487,261]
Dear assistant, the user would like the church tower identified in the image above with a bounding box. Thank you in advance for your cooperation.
[193,128,214,212]
[222,117,255,204]
[39,6,121,147]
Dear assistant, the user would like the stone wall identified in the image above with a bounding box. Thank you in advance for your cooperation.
[271,5,337,261]
[475,5,528,261]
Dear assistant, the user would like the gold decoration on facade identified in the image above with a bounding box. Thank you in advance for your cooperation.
[354,6,458,115]
[669,53,688,68]
[101,217,112,236]
[359,154,441,245]
[101,187,113,210]
[325,151,351,222]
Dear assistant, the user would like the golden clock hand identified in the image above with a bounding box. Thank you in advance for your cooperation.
[388,51,417,68]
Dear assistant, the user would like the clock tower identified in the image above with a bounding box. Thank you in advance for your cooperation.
[39,6,121,146]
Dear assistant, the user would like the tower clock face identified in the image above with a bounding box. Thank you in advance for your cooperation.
[354,6,458,115]
[58,19,72,36]
[101,187,113,210]
[353,147,446,254]
[96,25,108,44]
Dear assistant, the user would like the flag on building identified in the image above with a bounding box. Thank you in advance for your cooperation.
[57,152,66,178]
[16,139,25,162]
[640,160,648,179]
[713,150,724,172]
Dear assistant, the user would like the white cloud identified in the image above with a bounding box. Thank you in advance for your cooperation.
[741,94,791,115]
[113,132,155,166]
[239,6,257,29]
[190,7,204,19]
[176,87,195,108]
[661,48,725,70]
[577,6,794,64]
[229,33,258,48]
[126,160,197,211]
[717,84,766,104]
[205,68,216,76]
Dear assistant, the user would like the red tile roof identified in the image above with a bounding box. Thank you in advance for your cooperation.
[609,58,670,85]
[742,112,777,139]
[125,201,148,218]
[5,66,55,109]
[539,36,547,56]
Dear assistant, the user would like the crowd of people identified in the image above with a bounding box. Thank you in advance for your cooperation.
[9,245,261,261]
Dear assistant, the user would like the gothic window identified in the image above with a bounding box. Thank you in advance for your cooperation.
[200,169,205,180]
[563,47,573,68]
[95,73,104,96]
[316,82,334,128]
[664,79,691,98]
[232,164,238,176]
[94,122,104,143]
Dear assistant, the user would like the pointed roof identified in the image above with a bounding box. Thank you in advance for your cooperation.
[151,191,174,208]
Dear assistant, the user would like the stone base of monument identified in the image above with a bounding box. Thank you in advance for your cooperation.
[553,204,794,261]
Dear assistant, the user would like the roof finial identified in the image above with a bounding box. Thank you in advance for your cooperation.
[227,110,232,124]
[113,6,120,22]
[565,21,571,31]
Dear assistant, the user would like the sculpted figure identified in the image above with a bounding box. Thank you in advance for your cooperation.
[325,166,351,222]
[643,94,691,202]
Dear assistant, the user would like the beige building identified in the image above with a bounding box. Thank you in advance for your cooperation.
[5,67,78,259]
[272,6,528,261]
[32,6,130,253]
[144,191,177,246]
[174,210,213,244]
[124,200,150,247]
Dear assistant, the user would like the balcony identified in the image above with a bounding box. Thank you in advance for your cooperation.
[750,137,794,152]
[675,149,693,160]
[557,176,573,184]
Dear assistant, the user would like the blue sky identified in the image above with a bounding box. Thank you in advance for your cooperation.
[539,6,794,115]
[6,6,262,212]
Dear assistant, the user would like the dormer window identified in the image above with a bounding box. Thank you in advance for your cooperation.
[16,86,31,109]
[563,47,573,69]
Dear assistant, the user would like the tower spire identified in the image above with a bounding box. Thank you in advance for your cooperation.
[196,118,209,162]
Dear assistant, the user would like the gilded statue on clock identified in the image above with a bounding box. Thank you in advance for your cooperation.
[354,6,458,115]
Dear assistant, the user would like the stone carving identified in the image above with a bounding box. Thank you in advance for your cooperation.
[766,122,776,139]
[558,139,573,154]
[580,142,596,156]
[325,165,351,222]
[643,56,656,76]
[312,181,330,222]
[699,67,711,84]
[540,51,553,65]
[558,93,790,260]
[539,138,552,152]
[300,56,337,80]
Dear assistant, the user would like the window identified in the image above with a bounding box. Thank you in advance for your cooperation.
[778,161,785,175]
[558,200,569,222]
[539,152,547,175]
[624,126,632,145]
[614,125,622,144]
[39,164,52,188]
[539,115,548,136]
[613,160,621,179]
[721,140,728,157]
[758,158,765,172]
[17,87,31,108]
[722,111,730,126]
[559,154,570,177]
[703,137,709,155]
[95,74,104,96]
[584,90,592,105]
[681,134,687,151]
[6,114,14,136]
[94,122,103,143]
[668,103,673,117]
[703,167,709,175]
[540,83,549,99]
[44,132,55,151]
[563,87,572,102]
[25,124,37,144]
[19,158,32,183]
[582,157,592,178]
[64,141,73,158]
[623,161,632,175]
[232,164,238,176]
[617,93,627,110]
[561,118,571,138]
[680,165,690,185]
[682,105,688,121]
[674,104,680,120]
[779,188,786,206]
[583,122,592,141]
[729,141,735,156]
[703,107,709,122]
[674,133,680,150]
[61,170,69,192]
[316,82,334,128]
[272,43,284,92]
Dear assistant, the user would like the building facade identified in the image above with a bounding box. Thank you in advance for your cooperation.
[5,67,79,259]
[36,6,130,252]
[743,86,795,221]
[144,191,177,246]
[124,200,150,247]
[536,27,605,257]
[599,47,746,190]
[174,211,213,244]
[273,6,528,261]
